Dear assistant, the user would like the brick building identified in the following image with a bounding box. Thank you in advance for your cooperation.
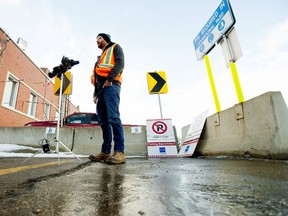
[0,27,79,127]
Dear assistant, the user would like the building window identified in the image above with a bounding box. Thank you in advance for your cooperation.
[28,92,38,117]
[44,102,50,120]
[2,75,19,108]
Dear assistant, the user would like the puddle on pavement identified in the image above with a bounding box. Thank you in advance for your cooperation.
[0,158,287,215]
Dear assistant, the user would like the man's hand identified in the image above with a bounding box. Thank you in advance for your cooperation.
[102,80,112,88]
[93,96,97,104]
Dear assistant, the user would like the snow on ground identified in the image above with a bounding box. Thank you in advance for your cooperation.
[0,143,87,158]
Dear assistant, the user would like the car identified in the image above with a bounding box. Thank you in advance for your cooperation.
[24,112,99,127]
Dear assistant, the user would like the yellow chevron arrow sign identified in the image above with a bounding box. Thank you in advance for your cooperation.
[147,71,168,94]
[54,71,72,95]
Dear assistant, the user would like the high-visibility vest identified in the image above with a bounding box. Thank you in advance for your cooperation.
[90,44,122,85]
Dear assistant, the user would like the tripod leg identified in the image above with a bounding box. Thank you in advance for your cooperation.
[23,149,43,163]
[54,73,82,164]
[57,140,82,162]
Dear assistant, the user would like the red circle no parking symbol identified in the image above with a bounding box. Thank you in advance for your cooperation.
[152,121,167,134]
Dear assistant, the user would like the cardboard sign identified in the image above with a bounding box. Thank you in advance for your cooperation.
[178,110,209,157]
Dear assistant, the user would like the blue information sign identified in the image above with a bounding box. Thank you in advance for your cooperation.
[193,0,235,60]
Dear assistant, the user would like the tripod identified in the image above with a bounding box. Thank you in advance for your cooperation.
[54,72,82,164]
[22,137,51,163]
[23,72,82,164]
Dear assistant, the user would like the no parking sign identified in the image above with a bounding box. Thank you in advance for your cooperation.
[146,119,178,158]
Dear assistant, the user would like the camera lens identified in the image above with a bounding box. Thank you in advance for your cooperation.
[48,72,56,78]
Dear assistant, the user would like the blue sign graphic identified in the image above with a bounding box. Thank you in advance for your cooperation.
[218,20,225,31]
[208,33,214,43]
[159,147,166,153]
[200,44,205,53]
[193,0,235,60]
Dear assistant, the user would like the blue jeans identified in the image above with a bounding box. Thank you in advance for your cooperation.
[96,84,125,153]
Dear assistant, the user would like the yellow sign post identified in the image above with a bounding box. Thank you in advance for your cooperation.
[204,55,221,112]
[230,62,244,103]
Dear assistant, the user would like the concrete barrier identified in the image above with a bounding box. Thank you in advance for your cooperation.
[71,126,148,156]
[0,125,148,157]
[195,91,288,159]
[1,91,288,159]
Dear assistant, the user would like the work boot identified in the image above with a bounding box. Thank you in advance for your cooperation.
[88,152,111,162]
[106,152,126,164]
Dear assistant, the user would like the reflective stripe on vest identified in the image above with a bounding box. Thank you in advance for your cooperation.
[99,45,115,69]
[97,44,116,72]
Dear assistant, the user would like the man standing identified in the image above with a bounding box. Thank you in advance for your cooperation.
[89,33,125,164]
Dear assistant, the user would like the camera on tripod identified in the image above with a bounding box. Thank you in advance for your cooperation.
[48,56,79,78]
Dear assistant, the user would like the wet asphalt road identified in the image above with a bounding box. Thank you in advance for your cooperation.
[0,157,288,216]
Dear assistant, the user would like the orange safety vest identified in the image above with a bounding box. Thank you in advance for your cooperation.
[90,44,122,85]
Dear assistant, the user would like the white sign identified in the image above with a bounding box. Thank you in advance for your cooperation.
[178,110,209,157]
[131,126,142,134]
[146,119,178,158]
[193,0,235,60]
[220,27,242,68]
[46,127,56,134]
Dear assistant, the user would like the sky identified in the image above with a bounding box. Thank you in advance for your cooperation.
[0,0,288,134]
